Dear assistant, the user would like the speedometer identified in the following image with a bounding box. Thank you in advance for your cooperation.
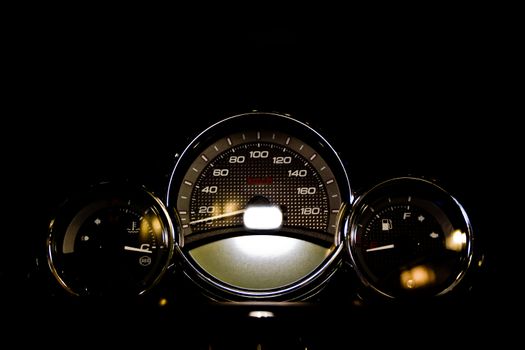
[166,112,352,300]
[179,133,341,243]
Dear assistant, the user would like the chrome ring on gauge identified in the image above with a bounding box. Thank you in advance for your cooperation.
[346,177,474,298]
[47,182,177,296]
[166,112,352,300]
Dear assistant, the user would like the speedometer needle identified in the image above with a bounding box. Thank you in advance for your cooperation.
[190,209,246,225]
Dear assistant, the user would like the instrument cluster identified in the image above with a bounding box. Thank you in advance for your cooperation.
[45,112,478,303]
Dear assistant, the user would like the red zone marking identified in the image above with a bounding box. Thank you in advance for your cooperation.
[247,177,273,185]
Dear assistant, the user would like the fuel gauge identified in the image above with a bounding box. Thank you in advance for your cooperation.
[346,177,473,298]
[47,182,177,296]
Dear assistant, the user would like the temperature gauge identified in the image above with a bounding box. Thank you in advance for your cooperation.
[47,182,177,296]
[346,177,473,298]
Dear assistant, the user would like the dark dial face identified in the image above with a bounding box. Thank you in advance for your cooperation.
[48,186,174,297]
[350,188,472,298]
[67,207,163,292]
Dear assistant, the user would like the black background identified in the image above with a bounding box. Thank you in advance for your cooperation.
[3,8,518,348]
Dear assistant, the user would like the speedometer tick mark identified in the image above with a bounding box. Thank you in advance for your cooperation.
[257,131,260,140]
[201,155,208,162]
[299,145,304,151]
[242,134,246,140]
[326,179,334,185]
[310,154,317,161]
[184,181,192,186]
[320,166,326,171]
[192,167,198,172]
[285,137,290,145]
[213,145,219,152]
[227,137,232,145]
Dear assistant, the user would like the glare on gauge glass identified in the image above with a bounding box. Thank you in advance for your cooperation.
[243,205,283,230]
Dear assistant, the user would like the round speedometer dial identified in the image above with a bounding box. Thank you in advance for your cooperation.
[178,133,341,244]
[167,112,351,299]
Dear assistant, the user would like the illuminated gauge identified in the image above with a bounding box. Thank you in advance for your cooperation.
[346,177,474,298]
[47,182,176,296]
[166,112,352,300]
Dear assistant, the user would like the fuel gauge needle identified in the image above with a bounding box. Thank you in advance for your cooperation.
[366,244,395,252]
[190,209,246,225]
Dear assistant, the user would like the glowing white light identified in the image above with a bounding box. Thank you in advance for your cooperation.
[234,235,297,258]
[248,311,275,318]
[243,205,282,230]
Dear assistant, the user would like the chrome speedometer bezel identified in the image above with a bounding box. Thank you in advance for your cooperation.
[166,112,352,300]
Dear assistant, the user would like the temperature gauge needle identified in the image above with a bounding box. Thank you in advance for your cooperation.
[190,209,246,225]
[124,245,152,253]
[366,244,395,253]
